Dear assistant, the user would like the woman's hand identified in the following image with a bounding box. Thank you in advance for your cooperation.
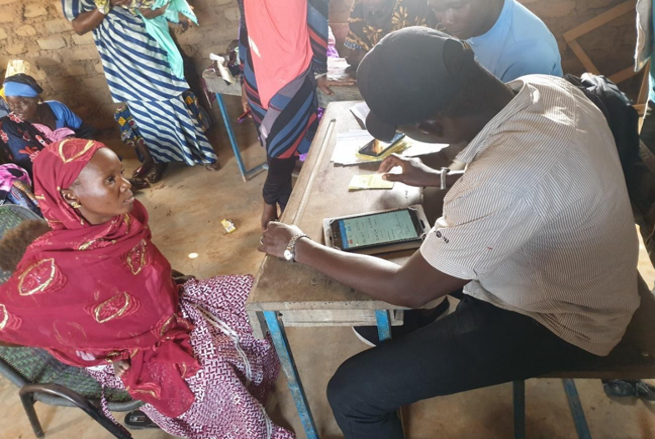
[140,4,169,19]
[316,76,357,96]
[377,154,441,188]
[110,0,131,7]
[113,360,130,378]
[258,222,304,258]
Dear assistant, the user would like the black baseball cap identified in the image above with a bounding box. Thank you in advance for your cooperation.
[357,27,475,141]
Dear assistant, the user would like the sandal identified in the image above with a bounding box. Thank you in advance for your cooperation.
[124,410,160,430]
[146,163,168,184]
[128,178,150,190]
[132,160,154,179]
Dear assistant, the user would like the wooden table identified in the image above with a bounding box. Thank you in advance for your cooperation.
[246,101,421,439]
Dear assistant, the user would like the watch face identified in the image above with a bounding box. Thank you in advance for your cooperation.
[283,249,293,261]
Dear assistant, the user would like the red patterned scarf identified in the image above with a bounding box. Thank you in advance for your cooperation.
[0,139,200,417]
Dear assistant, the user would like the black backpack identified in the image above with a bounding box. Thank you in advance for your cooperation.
[564,73,640,191]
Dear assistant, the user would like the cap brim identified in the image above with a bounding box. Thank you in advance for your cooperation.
[365,112,397,142]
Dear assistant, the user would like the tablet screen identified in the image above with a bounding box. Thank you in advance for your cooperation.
[338,209,419,249]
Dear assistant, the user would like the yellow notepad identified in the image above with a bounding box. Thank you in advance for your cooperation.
[348,174,395,191]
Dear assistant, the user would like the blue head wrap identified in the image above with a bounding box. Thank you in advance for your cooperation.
[3,81,40,98]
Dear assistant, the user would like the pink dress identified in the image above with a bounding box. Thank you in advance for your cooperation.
[89,275,295,439]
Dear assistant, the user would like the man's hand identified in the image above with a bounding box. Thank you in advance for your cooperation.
[258,222,304,258]
[316,76,357,96]
[113,360,130,378]
[378,154,441,187]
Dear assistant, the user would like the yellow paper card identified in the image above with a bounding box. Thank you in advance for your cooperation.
[348,174,395,191]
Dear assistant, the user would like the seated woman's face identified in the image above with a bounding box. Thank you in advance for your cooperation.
[5,95,39,121]
[63,148,135,225]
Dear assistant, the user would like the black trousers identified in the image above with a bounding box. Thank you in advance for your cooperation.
[263,156,297,209]
[327,295,599,439]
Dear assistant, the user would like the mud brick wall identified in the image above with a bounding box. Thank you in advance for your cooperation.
[0,0,242,132]
[0,0,645,134]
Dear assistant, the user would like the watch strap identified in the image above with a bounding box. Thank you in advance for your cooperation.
[286,233,309,262]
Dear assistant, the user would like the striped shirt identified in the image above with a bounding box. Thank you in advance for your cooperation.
[420,75,640,356]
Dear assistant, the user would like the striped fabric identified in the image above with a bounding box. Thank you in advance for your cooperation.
[420,75,640,356]
[238,0,327,159]
[127,94,215,164]
[62,0,217,166]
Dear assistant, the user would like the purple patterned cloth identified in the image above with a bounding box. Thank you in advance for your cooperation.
[88,275,294,439]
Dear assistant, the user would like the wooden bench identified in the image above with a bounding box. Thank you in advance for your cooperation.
[513,275,655,439]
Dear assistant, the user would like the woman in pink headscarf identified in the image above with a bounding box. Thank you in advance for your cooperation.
[0,138,293,438]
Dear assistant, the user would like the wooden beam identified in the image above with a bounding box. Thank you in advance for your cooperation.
[568,40,600,74]
[609,66,639,84]
[564,0,637,42]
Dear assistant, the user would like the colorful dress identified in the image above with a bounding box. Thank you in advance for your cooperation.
[62,0,217,166]
[239,0,327,209]
[345,0,436,52]
[89,275,293,439]
[0,164,40,215]
[0,101,93,177]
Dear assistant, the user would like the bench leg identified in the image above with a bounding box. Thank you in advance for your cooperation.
[375,310,392,341]
[562,379,592,439]
[263,311,319,439]
[377,310,413,435]
[513,380,526,439]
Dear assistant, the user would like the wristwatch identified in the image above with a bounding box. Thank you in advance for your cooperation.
[284,233,309,262]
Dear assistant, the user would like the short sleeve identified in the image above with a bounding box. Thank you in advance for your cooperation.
[500,40,563,82]
[47,101,83,129]
[62,0,84,21]
[420,183,543,280]
[307,0,328,74]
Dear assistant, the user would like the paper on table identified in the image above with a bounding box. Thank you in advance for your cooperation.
[350,102,370,125]
[327,58,353,81]
[332,130,449,166]
[348,173,395,191]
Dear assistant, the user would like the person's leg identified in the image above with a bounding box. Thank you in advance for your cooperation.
[262,156,297,230]
[327,295,597,439]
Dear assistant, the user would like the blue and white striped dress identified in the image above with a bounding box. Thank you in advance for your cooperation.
[62,0,217,165]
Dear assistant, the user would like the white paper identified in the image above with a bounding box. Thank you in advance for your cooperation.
[350,102,371,125]
[209,53,235,84]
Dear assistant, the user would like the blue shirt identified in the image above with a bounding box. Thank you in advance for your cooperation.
[45,100,83,130]
[467,0,562,82]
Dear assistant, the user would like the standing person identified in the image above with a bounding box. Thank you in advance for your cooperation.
[239,0,345,230]
[62,0,219,182]
[259,28,639,439]
[345,0,437,69]
[429,0,562,82]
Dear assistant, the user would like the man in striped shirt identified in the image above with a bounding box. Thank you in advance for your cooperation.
[259,27,640,439]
